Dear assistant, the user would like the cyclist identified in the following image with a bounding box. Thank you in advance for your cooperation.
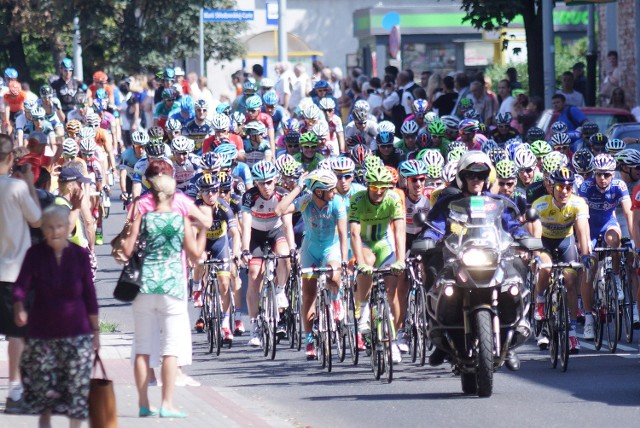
[182,98,213,155]
[374,131,403,169]
[241,160,294,346]
[532,167,591,353]
[245,95,275,152]
[525,127,546,145]
[495,159,527,214]
[119,130,147,204]
[276,158,306,248]
[427,119,451,156]
[456,119,481,150]
[169,95,195,128]
[294,132,323,172]
[262,90,287,137]
[214,143,252,191]
[131,139,170,198]
[319,97,345,154]
[193,172,241,342]
[349,165,406,363]
[578,153,632,340]
[550,132,572,159]
[51,58,85,114]
[232,79,258,114]
[573,121,599,152]
[572,148,594,180]
[605,138,626,155]
[38,85,65,139]
[170,136,201,192]
[243,121,272,167]
[79,137,105,245]
[276,117,301,152]
[22,107,56,149]
[490,112,520,144]
[344,107,377,146]
[525,146,560,206]
[164,118,182,142]
[276,169,348,360]
[203,113,245,158]
[311,121,333,157]
[396,120,419,156]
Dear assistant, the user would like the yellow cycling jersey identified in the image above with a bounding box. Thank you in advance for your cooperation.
[532,194,589,239]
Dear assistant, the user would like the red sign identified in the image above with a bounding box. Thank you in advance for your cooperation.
[389,25,401,59]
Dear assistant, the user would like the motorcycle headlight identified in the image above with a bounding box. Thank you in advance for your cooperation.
[461,248,497,267]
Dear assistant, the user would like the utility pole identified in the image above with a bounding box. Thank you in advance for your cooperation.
[72,16,83,82]
[199,8,205,77]
[277,0,288,62]
[542,0,555,109]
[586,5,597,106]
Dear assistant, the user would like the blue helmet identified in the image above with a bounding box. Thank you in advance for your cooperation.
[60,58,73,71]
[4,68,18,79]
[399,159,428,178]
[216,102,231,115]
[251,160,278,181]
[180,96,194,113]
[314,80,330,89]
[263,91,279,106]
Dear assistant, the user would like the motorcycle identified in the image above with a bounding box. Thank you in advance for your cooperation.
[412,195,541,397]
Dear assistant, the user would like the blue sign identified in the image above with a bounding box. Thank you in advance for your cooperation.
[203,9,254,22]
[266,0,278,26]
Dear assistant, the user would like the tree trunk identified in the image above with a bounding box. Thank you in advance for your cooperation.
[522,0,544,103]
[2,2,31,83]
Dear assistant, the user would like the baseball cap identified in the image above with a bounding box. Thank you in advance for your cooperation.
[59,167,90,183]
[27,132,48,145]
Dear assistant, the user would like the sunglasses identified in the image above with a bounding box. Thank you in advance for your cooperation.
[555,145,569,151]
[462,171,489,180]
[201,188,220,195]
[355,121,367,125]
[498,181,516,187]
[555,184,572,192]
[301,144,316,149]
[286,144,300,149]
[379,144,393,149]
[323,109,333,113]
[520,167,534,174]
[257,179,275,186]
[247,108,259,113]
[336,174,353,180]
[409,176,426,183]
[595,172,613,178]
[497,125,509,129]
[403,134,417,139]
[174,151,188,156]
[369,185,391,192]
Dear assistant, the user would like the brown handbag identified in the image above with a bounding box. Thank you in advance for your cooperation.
[88,353,118,428]
[110,199,139,264]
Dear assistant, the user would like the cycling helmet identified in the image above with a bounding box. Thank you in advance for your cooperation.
[92,70,107,83]
[447,140,467,154]
[550,167,575,185]
[280,160,305,178]
[581,122,599,135]
[377,120,396,135]
[442,161,458,183]
[365,165,393,185]
[263,91,279,106]
[455,150,492,190]
[412,99,428,115]
[273,154,295,172]
[551,121,568,134]
[281,118,300,133]
[180,96,195,113]
[495,112,512,125]
[459,98,473,109]
[386,166,400,184]
[165,118,182,132]
[39,85,53,98]
[414,133,430,150]
[481,139,499,154]
[131,130,149,146]
[95,88,108,100]
[331,156,356,174]
[244,121,267,136]
[530,140,552,157]
[306,169,337,192]
[30,107,45,120]
[428,119,446,137]
[78,127,95,140]
[62,138,78,158]
[440,115,460,131]
[401,120,419,136]
[364,154,383,170]
[251,160,278,181]
[284,132,300,145]
[311,121,330,139]
[319,97,336,111]
[213,143,238,160]
[260,78,274,89]
[170,136,193,153]
[242,79,258,94]
[147,125,164,140]
[231,111,246,126]
[420,149,445,167]
[353,99,370,114]
[605,138,626,154]
[217,170,233,190]
[376,131,394,145]
[425,163,442,180]
[201,152,223,171]
[214,102,230,116]
[245,95,263,110]
[572,149,594,174]
[314,80,330,90]
[505,140,523,160]
[60,58,73,70]
[495,159,517,179]
[85,113,101,128]
[550,132,571,148]
[425,111,438,124]
[161,87,176,100]
[399,159,428,178]
[197,172,220,190]
[23,99,37,113]
[302,104,322,121]
[195,98,209,110]
[79,138,97,154]
[347,134,367,148]
[65,119,82,135]
[541,151,567,174]
[458,118,479,134]
[211,113,231,131]
[447,147,467,162]
[352,108,368,123]
[299,132,318,147]
[350,144,372,167]
[592,153,617,171]
[589,132,607,146]
[162,68,175,80]
[525,127,545,143]
[488,148,508,165]
[615,148,640,167]
[145,140,166,158]
[514,147,537,169]
[463,109,481,120]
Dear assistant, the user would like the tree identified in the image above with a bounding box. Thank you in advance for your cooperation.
[460,0,544,100]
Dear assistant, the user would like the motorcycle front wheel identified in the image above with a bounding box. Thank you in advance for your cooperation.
[475,310,494,398]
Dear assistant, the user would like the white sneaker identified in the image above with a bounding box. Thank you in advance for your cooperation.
[633,305,639,326]
[537,335,550,349]
[396,328,409,353]
[276,286,289,309]
[8,382,22,402]
[583,317,595,340]
[248,325,261,347]
[358,304,371,333]
[391,342,402,363]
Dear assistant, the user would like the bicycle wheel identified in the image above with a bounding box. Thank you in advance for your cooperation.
[204,285,214,353]
[406,290,417,364]
[620,264,634,343]
[548,289,559,369]
[227,298,235,349]
[344,284,359,366]
[369,301,381,380]
[268,283,278,360]
[557,286,569,372]
[336,294,347,363]
[594,270,605,351]
[382,301,394,384]
[260,285,270,358]
[605,274,619,353]
[213,286,223,356]
[416,287,430,366]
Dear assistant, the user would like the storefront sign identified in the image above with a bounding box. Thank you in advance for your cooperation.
[203,9,254,22]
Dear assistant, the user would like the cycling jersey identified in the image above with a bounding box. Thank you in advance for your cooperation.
[489,127,520,144]
[241,186,287,231]
[54,196,88,248]
[199,199,237,243]
[243,141,271,168]
[38,98,64,129]
[231,162,253,188]
[293,152,323,172]
[85,156,104,186]
[294,191,346,247]
[99,111,116,131]
[333,183,366,209]
[153,101,179,130]
[531,194,589,239]
[526,180,548,206]
[23,121,55,139]
[262,105,286,131]
[245,112,274,131]
[133,156,172,193]
[405,191,431,235]
[578,177,629,236]
[51,77,84,113]
[183,119,213,155]
[173,154,202,190]
[348,190,404,243]
[169,110,194,127]
[119,148,143,179]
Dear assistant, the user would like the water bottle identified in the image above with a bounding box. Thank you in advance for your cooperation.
[107,169,114,187]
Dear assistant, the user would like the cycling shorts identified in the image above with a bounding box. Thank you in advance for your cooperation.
[590,218,620,247]
[541,235,578,264]
[205,238,230,276]
[362,237,396,268]
[300,238,341,278]
[249,226,287,266]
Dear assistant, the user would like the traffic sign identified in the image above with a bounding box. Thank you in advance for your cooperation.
[389,25,401,59]
[202,9,254,22]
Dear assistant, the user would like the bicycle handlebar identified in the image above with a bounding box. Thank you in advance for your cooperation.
[538,262,584,270]
[200,258,230,265]
[300,266,342,275]
[593,247,629,253]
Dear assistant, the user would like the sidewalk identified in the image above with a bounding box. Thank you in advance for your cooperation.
[0,334,291,427]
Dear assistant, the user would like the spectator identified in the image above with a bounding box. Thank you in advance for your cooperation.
[252,64,264,85]
[0,134,42,411]
[382,71,417,130]
[12,204,99,427]
[119,77,140,147]
[187,72,201,99]
[420,70,432,89]
[498,79,515,115]
[274,62,294,111]
[412,86,427,101]
[384,65,399,82]
[174,67,191,96]
[432,75,457,116]
[21,82,38,103]
[511,93,529,134]
[198,76,217,120]
[452,73,471,117]
[141,77,158,130]
[425,73,443,105]
[367,77,384,112]
[468,80,499,127]
[330,67,343,99]
[506,67,522,90]
[557,71,585,107]
[312,60,324,84]
[600,50,621,104]
[572,62,586,97]
[552,93,587,132]
[290,63,311,113]
[608,87,630,111]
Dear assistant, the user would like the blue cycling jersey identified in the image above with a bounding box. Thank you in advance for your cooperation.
[169,110,195,128]
[119,148,143,179]
[578,177,630,231]
[232,162,254,188]
[294,191,346,247]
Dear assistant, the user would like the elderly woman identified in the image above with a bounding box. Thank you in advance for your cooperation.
[13,204,99,428]
[123,171,207,418]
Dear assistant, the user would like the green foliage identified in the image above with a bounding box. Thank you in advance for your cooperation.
[485,62,530,94]
[99,321,120,333]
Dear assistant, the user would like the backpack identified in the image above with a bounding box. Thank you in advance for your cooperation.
[386,88,408,132]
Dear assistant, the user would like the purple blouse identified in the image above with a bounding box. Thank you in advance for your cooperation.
[13,242,99,340]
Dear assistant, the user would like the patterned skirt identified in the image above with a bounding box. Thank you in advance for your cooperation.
[20,335,93,419]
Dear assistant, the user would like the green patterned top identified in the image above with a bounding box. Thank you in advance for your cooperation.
[140,212,186,299]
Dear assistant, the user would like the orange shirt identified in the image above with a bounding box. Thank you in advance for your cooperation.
[4,91,26,113]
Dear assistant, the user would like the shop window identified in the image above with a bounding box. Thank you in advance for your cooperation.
[402,43,456,76]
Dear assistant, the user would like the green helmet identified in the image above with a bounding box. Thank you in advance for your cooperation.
[495,159,517,179]
[299,132,318,147]
[280,160,304,178]
[427,119,446,137]
[364,154,383,170]
[542,151,565,174]
[425,164,443,179]
[447,147,467,162]
[365,165,393,185]
[530,140,552,157]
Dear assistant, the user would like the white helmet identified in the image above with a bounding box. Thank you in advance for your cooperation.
[62,138,78,158]
[442,160,458,183]
[79,138,97,154]
[302,104,322,121]
[211,113,231,131]
[170,136,193,153]
[514,147,537,170]
[319,97,336,111]
[401,120,420,136]
[353,99,370,114]
[376,120,396,134]
[420,149,445,167]
[455,150,492,190]
[78,126,95,140]
[311,121,329,139]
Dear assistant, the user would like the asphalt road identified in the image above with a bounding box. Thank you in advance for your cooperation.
[96,190,640,428]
